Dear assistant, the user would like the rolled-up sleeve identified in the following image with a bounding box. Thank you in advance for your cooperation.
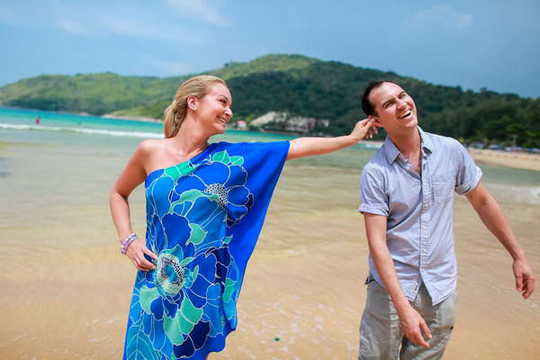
[359,166,389,216]
[454,142,482,195]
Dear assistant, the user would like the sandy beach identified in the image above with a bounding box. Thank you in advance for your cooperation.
[360,140,540,172]
[469,149,540,172]
[0,134,538,359]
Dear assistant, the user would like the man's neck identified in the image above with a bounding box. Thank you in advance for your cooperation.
[389,127,421,158]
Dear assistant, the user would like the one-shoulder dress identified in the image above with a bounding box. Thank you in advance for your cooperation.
[123,141,290,360]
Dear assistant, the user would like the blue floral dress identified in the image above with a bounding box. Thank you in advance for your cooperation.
[123,141,290,359]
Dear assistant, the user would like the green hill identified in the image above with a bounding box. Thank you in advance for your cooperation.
[1,54,539,147]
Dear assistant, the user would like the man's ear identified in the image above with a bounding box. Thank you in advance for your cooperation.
[369,114,383,128]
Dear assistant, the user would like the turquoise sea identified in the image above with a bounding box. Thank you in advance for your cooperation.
[0,106,294,146]
[1,106,539,186]
[1,105,539,249]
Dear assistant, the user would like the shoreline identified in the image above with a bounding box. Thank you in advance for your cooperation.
[469,148,540,171]
[101,113,162,123]
[356,140,540,172]
[356,141,540,171]
[1,105,539,171]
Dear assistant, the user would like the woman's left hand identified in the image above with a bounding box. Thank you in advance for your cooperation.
[126,237,158,271]
[350,118,378,141]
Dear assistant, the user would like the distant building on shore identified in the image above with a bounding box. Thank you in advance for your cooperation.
[235,120,247,129]
[250,111,329,133]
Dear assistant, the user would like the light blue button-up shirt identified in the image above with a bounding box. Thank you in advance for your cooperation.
[359,128,482,305]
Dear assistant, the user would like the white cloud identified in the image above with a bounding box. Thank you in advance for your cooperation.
[0,2,205,43]
[412,4,473,30]
[166,0,231,26]
[49,4,186,40]
[55,18,93,37]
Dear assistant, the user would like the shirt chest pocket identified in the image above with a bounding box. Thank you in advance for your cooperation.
[432,181,454,203]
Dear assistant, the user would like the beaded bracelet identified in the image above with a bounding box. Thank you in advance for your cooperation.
[120,232,138,255]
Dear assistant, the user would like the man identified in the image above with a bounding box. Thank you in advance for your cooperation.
[357,81,535,359]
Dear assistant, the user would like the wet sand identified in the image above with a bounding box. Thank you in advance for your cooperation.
[0,142,539,359]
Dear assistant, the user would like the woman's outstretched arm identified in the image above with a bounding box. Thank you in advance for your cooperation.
[286,118,376,160]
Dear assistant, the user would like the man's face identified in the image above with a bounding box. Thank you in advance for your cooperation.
[368,82,418,134]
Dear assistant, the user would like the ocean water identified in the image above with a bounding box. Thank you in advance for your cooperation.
[2,105,537,249]
[0,106,294,146]
[1,106,539,183]
[1,105,538,249]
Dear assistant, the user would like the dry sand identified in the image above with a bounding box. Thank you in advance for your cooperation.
[469,149,540,172]
[0,144,538,359]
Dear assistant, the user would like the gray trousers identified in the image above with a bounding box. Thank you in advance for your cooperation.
[359,280,456,360]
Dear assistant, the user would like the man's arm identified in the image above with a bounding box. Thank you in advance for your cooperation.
[363,213,432,348]
[466,182,536,299]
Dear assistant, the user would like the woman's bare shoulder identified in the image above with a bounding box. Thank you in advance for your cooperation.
[136,138,167,155]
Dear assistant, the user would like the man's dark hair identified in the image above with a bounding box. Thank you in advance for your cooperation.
[361,81,389,116]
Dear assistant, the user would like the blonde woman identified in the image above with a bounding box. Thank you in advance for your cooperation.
[110,75,375,359]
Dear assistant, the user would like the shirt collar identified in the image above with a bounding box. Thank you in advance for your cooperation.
[383,136,401,164]
[418,127,433,154]
[382,127,433,164]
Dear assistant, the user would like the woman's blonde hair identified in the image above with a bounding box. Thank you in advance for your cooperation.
[163,75,227,138]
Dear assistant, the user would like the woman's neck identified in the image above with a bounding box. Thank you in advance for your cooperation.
[170,118,210,156]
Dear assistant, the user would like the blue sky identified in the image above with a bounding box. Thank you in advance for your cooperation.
[1,0,539,97]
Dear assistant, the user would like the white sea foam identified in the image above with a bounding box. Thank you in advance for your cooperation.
[0,122,162,138]
[359,141,383,149]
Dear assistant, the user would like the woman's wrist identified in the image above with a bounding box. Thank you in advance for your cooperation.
[346,133,362,143]
[120,232,138,254]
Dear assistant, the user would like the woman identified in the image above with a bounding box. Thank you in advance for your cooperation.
[110,75,375,359]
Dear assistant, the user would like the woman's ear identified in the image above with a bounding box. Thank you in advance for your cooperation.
[187,96,198,111]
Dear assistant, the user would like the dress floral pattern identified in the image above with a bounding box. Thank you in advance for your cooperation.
[123,141,289,360]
